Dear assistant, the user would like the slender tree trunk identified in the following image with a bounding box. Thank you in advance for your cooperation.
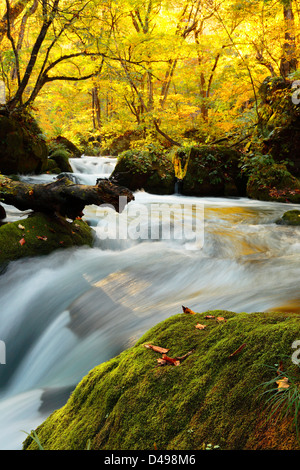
[92,86,101,130]
[280,0,298,78]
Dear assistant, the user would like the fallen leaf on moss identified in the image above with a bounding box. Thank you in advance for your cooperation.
[19,238,25,246]
[18,224,25,230]
[182,305,196,315]
[216,316,227,322]
[195,323,206,330]
[204,315,215,319]
[144,344,170,354]
[36,236,48,241]
[162,354,180,366]
[229,343,246,358]
[28,190,34,196]
[276,377,290,391]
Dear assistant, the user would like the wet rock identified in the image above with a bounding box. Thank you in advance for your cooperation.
[276,209,300,225]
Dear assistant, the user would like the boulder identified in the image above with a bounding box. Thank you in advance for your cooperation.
[253,76,300,178]
[276,209,300,225]
[23,309,300,450]
[0,109,48,175]
[0,212,93,267]
[111,149,175,195]
[51,136,82,158]
[179,145,247,197]
[246,163,300,203]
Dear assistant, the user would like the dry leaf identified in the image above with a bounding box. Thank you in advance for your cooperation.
[18,224,25,230]
[36,236,47,241]
[216,316,227,322]
[19,238,25,246]
[204,315,215,319]
[28,189,34,196]
[229,343,246,358]
[195,323,206,330]
[182,305,196,315]
[276,377,290,391]
[144,344,170,354]
[162,354,180,366]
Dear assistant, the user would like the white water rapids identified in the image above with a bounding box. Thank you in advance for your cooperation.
[0,156,300,450]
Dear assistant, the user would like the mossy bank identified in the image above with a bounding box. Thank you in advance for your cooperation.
[0,212,93,267]
[23,310,300,450]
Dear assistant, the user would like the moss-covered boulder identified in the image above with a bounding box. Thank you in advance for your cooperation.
[50,136,82,158]
[276,209,300,226]
[178,145,247,197]
[23,310,300,450]
[0,109,48,175]
[111,148,175,194]
[0,212,93,266]
[246,162,300,203]
[251,77,300,178]
[46,140,74,174]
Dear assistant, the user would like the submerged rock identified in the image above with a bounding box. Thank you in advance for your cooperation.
[23,310,300,450]
[0,212,93,266]
[276,209,300,225]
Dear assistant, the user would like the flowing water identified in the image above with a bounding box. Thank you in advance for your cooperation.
[0,156,300,450]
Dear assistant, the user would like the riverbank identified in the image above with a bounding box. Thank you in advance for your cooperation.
[23,309,300,450]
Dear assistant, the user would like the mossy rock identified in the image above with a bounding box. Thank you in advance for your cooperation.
[0,110,48,175]
[181,145,247,197]
[251,77,300,178]
[111,149,175,195]
[247,163,300,203]
[276,210,300,226]
[47,153,73,173]
[50,136,82,158]
[0,212,93,267]
[23,310,300,450]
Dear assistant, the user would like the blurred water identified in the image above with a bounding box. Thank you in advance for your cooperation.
[0,156,300,449]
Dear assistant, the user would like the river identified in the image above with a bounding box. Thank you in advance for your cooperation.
[0,156,299,450]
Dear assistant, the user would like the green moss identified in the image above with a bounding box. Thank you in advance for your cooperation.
[111,148,175,194]
[0,212,93,266]
[23,310,300,450]
[246,163,300,202]
[180,145,246,197]
[276,210,300,226]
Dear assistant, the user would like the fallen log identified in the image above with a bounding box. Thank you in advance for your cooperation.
[0,175,134,219]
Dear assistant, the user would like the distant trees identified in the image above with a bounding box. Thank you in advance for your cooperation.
[0,0,299,144]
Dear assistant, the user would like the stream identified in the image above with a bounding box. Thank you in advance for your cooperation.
[0,155,300,450]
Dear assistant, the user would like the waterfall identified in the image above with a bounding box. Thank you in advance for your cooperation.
[1,156,300,450]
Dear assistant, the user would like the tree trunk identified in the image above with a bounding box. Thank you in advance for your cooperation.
[0,175,134,220]
[280,0,297,78]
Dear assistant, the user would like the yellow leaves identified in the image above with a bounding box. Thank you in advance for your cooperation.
[276,377,290,391]
[195,323,206,330]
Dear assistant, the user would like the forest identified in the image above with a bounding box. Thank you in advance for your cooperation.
[0,0,299,149]
[0,0,300,454]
